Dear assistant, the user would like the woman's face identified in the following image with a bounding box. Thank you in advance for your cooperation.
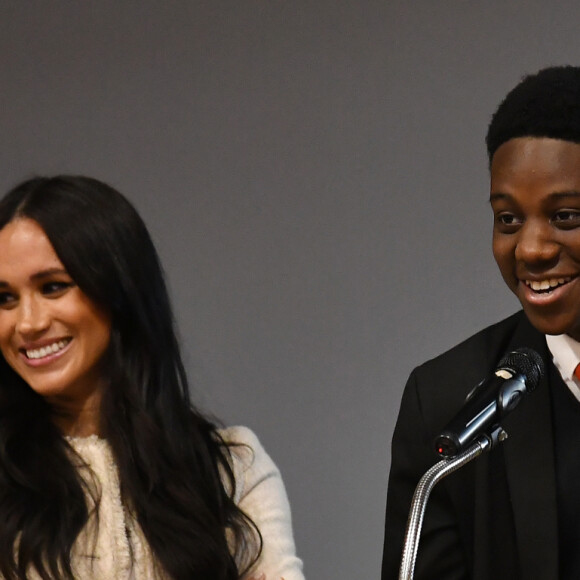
[0,218,111,408]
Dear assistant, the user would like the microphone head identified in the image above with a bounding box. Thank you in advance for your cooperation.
[434,347,545,459]
[497,347,545,392]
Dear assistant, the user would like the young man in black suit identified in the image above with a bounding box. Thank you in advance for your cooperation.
[383,66,580,579]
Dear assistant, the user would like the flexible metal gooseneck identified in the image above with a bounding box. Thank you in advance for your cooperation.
[398,433,502,580]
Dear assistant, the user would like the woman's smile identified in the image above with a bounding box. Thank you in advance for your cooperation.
[0,218,111,406]
[20,336,72,364]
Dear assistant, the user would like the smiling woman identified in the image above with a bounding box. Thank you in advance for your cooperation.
[0,219,111,435]
[0,176,304,580]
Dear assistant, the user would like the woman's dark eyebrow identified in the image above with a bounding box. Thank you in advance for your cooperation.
[0,268,69,288]
[30,268,69,281]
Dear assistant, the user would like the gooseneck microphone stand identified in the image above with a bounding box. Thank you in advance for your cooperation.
[398,428,507,580]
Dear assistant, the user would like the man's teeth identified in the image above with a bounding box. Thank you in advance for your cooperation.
[26,340,69,359]
[525,277,572,292]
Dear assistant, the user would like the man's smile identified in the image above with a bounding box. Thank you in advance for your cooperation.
[522,276,573,293]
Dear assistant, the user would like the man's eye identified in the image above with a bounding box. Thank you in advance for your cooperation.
[495,213,521,227]
[553,210,580,223]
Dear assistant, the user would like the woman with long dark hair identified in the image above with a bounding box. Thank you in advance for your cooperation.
[0,175,304,579]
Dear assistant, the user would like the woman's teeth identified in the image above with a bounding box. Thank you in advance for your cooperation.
[525,277,572,292]
[26,339,70,359]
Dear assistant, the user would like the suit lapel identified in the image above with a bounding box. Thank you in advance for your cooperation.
[501,316,558,579]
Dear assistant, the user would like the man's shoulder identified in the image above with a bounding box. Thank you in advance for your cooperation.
[428,311,526,365]
[403,311,537,435]
[413,311,535,391]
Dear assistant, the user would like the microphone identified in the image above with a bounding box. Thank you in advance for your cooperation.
[434,347,545,458]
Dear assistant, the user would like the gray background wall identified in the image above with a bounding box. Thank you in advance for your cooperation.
[0,2,577,578]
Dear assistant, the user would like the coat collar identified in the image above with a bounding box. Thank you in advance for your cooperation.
[501,313,558,579]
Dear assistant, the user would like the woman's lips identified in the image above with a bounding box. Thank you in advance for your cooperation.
[19,338,72,367]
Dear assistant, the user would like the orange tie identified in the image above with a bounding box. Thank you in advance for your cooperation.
[574,364,580,381]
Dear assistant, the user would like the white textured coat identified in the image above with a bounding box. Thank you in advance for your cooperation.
[24,426,304,580]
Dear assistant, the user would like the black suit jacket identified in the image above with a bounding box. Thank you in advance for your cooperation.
[382,311,560,580]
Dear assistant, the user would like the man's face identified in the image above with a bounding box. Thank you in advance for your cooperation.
[491,136,580,340]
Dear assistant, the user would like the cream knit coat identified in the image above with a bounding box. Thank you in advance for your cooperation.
[24,426,304,580]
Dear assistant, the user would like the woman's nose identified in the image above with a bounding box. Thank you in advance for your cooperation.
[15,296,50,336]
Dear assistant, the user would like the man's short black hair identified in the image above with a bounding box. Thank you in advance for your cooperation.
[486,65,580,164]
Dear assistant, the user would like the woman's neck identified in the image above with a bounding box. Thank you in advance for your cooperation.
[48,390,102,437]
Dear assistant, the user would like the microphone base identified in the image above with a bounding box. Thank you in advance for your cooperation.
[398,429,506,580]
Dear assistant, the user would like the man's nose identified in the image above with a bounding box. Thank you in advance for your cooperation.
[514,220,560,266]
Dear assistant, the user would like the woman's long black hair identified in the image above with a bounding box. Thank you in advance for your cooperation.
[0,176,261,579]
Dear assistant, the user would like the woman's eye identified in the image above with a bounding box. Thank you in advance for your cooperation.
[42,281,73,296]
[0,292,16,307]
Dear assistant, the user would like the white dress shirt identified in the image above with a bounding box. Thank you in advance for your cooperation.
[546,333,580,402]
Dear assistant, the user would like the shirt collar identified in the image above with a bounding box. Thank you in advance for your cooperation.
[545,333,580,381]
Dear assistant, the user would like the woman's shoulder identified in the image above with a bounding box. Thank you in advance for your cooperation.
[217,426,281,502]
[217,426,305,579]
[218,424,261,448]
